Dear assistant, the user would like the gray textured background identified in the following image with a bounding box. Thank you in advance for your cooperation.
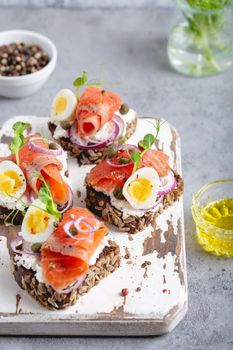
[0,4,233,350]
[0,0,174,7]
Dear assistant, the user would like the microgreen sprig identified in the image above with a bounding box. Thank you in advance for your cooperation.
[35,172,61,220]
[130,118,165,173]
[9,121,30,166]
[3,172,61,225]
[73,68,118,99]
[4,208,19,225]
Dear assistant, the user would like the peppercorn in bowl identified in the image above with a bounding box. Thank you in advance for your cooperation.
[0,30,57,98]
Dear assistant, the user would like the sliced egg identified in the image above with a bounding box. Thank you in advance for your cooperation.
[122,167,159,210]
[21,199,56,243]
[51,88,77,123]
[0,160,26,205]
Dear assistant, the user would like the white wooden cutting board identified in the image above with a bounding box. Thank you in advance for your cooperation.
[0,116,187,336]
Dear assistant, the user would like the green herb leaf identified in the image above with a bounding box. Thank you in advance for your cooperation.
[142,133,155,150]
[130,150,141,168]
[73,71,104,99]
[72,69,117,100]
[9,121,30,154]
[9,121,30,166]
[33,171,61,220]
[38,184,61,220]
[187,0,231,11]
[73,71,87,89]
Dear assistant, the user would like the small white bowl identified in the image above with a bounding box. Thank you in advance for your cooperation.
[0,30,57,98]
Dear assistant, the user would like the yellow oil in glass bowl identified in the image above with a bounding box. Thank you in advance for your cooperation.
[192,180,233,258]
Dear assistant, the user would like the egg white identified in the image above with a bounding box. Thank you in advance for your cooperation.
[21,199,56,243]
[123,167,159,210]
[0,160,26,205]
[51,88,77,124]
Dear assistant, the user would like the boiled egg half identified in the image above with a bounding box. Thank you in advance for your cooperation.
[21,199,56,243]
[51,88,77,124]
[0,160,26,205]
[123,167,159,210]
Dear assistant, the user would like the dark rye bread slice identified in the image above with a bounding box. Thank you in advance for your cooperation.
[48,116,138,165]
[12,240,120,310]
[85,172,184,234]
[0,206,24,226]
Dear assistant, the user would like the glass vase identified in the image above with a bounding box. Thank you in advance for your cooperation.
[167,0,233,77]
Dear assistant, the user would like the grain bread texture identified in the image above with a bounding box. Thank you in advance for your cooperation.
[85,172,184,234]
[12,240,121,310]
[48,116,137,165]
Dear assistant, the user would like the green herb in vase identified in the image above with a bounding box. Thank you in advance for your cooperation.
[167,0,233,77]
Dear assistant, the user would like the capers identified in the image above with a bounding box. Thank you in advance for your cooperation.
[106,144,118,158]
[49,142,59,150]
[120,103,129,115]
[118,157,130,164]
[69,227,78,236]
[113,187,125,200]
[60,121,71,130]
[31,243,42,253]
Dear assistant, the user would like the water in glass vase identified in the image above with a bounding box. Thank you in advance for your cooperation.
[168,0,233,77]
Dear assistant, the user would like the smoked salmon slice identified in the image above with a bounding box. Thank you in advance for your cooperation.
[86,149,170,192]
[141,150,170,177]
[77,86,122,137]
[86,160,134,192]
[41,207,108,291]
[0,135,69,206]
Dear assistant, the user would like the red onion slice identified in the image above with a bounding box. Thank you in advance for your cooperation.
[23,243,41,256]
[10,236,40,256]
[106,157,132,168]
[28,141,63,156]
[158,172,177,196]
[63,219,94,241]
[69,115,124,150]
[145,195,164,210]
[74,216,100,233]
[112,114,125,136]
[56,275,86,294]
[10,236,23,255]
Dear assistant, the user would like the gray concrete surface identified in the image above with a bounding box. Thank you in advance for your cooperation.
[0,1,173,8]
[0,6,232,350]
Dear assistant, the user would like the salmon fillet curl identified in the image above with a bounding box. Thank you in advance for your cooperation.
[76,86,122,137]
[41,207,108,291]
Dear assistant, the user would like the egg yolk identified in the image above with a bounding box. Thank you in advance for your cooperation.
[54,96,67,115]
[127,178,152,202]
[26,209,50,235]
[0,170,23,196]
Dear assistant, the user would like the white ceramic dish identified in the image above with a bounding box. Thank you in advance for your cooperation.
[0,30,57,98]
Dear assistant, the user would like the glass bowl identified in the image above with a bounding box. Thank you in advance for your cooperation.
[192,180,233,258]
